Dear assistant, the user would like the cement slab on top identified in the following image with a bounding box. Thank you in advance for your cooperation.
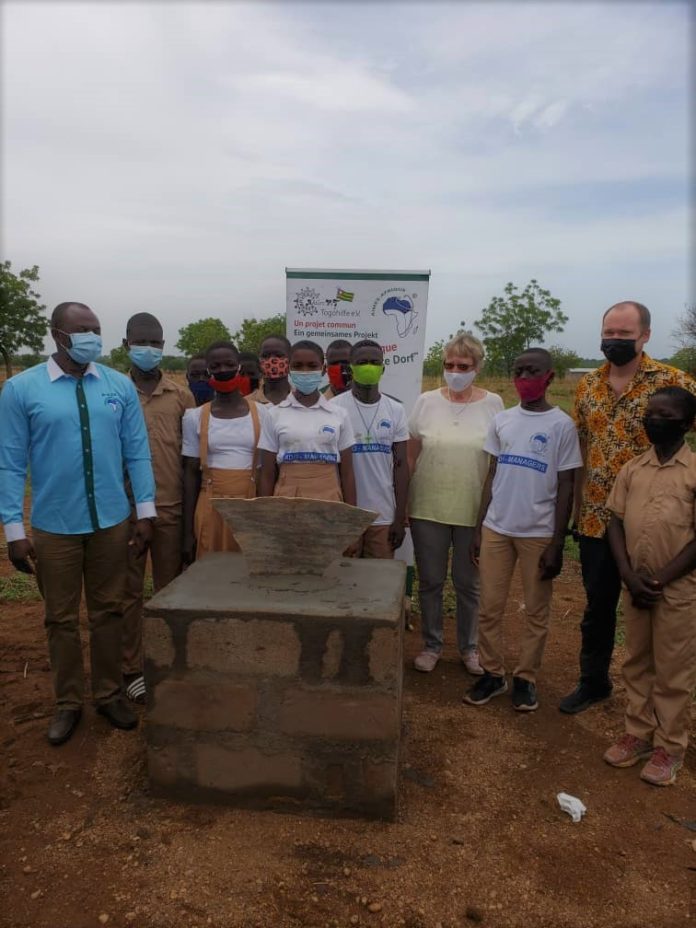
[145,553,405,625]
[211,497,378,576]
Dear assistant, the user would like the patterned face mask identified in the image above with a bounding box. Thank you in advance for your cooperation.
[260,356,289,380]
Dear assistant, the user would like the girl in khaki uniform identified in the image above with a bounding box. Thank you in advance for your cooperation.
[182,341,265,561]
[258,340,357,505]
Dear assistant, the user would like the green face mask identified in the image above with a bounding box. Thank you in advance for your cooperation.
[351,363,384,386]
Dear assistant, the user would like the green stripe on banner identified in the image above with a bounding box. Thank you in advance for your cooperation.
[286,270,430,281]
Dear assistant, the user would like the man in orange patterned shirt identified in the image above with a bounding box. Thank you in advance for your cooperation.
[560,301,696,714]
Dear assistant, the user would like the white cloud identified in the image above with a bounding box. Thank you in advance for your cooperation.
[0,0,690,358]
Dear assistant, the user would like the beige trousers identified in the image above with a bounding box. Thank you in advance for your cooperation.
[477,527,553,683]
[622,587,696,758]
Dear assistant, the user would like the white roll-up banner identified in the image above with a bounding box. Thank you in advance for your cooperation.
[285,268,430,416]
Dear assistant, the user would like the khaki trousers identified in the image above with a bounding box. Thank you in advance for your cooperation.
[478,527,553,683]
[622,588,696,758]
[359,525,394,559]
[33,519,130,708]
[122,512,183,676]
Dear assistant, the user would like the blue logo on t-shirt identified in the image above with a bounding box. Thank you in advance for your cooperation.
[529,432,549,455]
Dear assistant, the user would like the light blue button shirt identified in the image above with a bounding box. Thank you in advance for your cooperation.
[0,358,156,539]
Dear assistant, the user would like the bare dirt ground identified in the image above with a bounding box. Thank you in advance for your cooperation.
[2,546,696,928]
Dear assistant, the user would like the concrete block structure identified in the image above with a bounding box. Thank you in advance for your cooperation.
[143,499,405,820]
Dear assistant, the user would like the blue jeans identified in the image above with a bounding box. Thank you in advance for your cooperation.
[410,518,479,655]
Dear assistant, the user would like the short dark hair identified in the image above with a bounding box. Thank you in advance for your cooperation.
[291,339,324,363]
[517,347,553,370]
[51,302,91,329]
[260,333,291,354]
[327,339,353,352]
[186,353,206,370]
[649,386,696,422]
[239,350,260,364]
[350,339,383,360]
[126,312,162,337]
[205,340,239,361]
[603,301,651,331]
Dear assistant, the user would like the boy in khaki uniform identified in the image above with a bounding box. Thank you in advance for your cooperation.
[604,386,696,786]
[122,313,194,702]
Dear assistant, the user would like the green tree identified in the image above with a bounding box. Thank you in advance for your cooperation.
[232,313,286,354]
[474,280,568,375]
[105,345,129,371]
[175,317,231,357]
[161,355,187,372]
[671,303,696,376]
[15,352,46,369]
[422,338,445,377]
[669,346,696,375]
[0,261,48,379]
[548,345,583,380]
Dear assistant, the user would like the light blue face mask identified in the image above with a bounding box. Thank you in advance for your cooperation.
[290,371,324,395]
[58,330,103,365]
[129,345,163,372]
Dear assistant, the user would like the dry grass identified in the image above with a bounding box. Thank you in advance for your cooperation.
[423,374,577,412]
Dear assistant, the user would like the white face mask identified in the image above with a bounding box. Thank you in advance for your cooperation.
[444,369,476,392]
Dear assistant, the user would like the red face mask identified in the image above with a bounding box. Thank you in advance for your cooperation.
[327,363,351,391]
[514,373,551,403]
[260,357,289,380]
[208,374,252,396]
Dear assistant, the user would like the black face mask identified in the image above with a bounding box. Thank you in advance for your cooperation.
[601,338,638,367]
[212,369,238,382]
[643,417,687,446]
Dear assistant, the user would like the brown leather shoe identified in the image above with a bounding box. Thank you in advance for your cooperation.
[47,708,82,746]
[97,698,138,730]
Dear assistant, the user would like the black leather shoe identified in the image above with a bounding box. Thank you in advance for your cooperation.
[47,708,82,746]
[559,683,612,714]
[97,698,138,730]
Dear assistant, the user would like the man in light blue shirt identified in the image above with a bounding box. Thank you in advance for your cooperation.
[0,301,157,745]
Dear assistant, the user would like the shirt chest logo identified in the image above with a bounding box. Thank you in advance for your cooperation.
[529,432,550,455]
[101,392,122,413]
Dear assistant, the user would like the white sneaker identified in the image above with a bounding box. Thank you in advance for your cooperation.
[461,648,484,676]
[414,650,440,672]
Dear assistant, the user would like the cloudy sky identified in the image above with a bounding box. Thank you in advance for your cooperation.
[2,1,692,358]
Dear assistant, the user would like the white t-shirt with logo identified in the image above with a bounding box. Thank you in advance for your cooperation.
[258,393,355,464]
[331,392,409,525]
[181,404,268,469]
[483,405,582,538]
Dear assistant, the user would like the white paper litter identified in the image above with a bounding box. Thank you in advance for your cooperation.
[556,792,587,823]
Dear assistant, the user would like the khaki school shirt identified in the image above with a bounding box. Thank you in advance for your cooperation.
[607,443,696,582]
[134,375,194,518]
